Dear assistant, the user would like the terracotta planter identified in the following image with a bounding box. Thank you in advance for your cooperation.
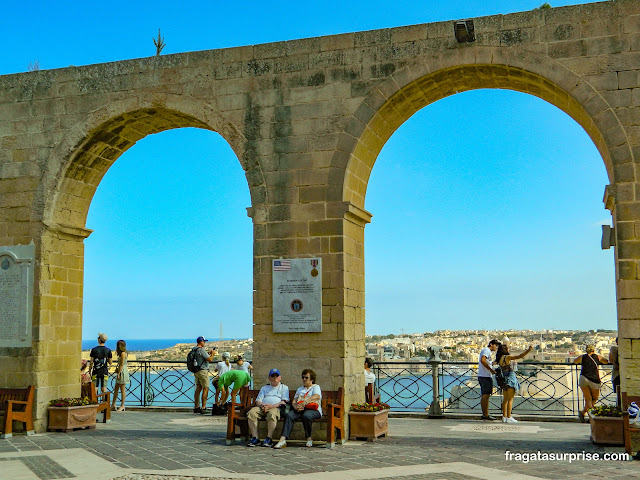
[589,412,624,446]
[48,405,97,432]
[349,409,389,441]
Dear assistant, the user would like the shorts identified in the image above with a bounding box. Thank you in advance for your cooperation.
[93,372,108,390]
[478,376,493,395]
[194,369,210,389]
[247,405,280,423]
[579,375,601,390]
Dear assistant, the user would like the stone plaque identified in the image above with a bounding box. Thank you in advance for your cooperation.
[0,244,35,347]
[272,258,322,333]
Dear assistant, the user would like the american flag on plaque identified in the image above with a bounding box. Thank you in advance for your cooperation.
[273,260,291,271]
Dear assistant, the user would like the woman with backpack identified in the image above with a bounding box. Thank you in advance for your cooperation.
[574,344,609,422]
[496,343,533,424]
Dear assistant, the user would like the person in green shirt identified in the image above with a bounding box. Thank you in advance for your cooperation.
[216,370,251,406]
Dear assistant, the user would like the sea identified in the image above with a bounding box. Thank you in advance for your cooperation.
[81,338,244,352]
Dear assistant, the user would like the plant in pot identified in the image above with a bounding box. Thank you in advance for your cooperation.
[588,405,625,446]
[48,396,98,432]
[349,402,391,441]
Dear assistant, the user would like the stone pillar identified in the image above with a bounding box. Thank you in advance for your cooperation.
[606,185,640,396]
[29,223,91,430]
[249,201,370,439]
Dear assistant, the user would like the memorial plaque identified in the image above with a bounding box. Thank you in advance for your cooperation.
[0,244,34,347]
[272,258,322,333]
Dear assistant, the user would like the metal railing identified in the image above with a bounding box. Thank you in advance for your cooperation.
[105,360,614,418]
[372,360,615,416]
[105,361,253,407]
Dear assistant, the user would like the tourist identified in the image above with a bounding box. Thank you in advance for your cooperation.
[89,333,112,394]
[273,369,322,449]
[364,357,375,386]
[111,340,130,412]
[574,344,609,422]
[609,338,620,407]
[235,355,253,374]
[246,368,289,447]
[216,369,251,407]
[214,352,232,405]
[80,359,91,384]
[478,339,500,421]
[496,343,533,423]
[192,336,216,414]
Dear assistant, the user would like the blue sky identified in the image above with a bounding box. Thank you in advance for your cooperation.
[1,0,614,339]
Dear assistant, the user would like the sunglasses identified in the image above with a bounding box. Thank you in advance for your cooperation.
[302,375,311,379]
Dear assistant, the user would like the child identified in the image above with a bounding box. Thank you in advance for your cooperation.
[235,355,253,374]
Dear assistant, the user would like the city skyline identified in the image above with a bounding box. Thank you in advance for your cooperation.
[1,0,615,339]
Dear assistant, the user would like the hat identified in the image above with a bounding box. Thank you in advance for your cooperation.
[196,336,208,343]
[98,332,108,343]
[269,368,281,377]
[222,352,230,359]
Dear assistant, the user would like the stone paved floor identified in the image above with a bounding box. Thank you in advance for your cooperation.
[0,411,638,479]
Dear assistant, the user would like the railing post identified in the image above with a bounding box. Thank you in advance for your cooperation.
[427,346,443,418]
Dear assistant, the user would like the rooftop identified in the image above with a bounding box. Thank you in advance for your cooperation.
[0,410,637,479]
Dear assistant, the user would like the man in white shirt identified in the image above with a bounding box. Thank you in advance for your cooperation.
[246,369,289,447]
[214,352,232,405]
[478,339,500,421]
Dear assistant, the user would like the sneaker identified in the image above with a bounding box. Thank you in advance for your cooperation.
[273,440,287,449]
[193,407,202,414]
[200,408,208,415]
[502,417,507,423]
[247,437,260,447]
[481,415,497,421]
[262,437,273,447]
[506,417,518,424]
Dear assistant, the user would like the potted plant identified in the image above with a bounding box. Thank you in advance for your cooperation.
[349,402,391,441]
[48,397,98,432]
[588,405,625,446]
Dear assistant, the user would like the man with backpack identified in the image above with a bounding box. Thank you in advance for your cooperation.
[89,332,112,394]
[478,339,500,421]
[189,336,216,414]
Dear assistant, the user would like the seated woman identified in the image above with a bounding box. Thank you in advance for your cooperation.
[273,368,322,448]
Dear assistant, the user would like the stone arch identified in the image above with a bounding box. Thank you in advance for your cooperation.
[37,93,262,230]
[332,46,631,209]
[28,94,260,422]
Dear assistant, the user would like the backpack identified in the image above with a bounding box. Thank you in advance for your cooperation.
[91,346,110,373]
[494,365,507,389]
[187,347,204,373]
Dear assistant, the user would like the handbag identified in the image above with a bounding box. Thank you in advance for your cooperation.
[298,387,319,410]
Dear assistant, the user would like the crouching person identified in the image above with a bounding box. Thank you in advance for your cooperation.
[247,368,289,447]
[273,368,322,449]
[217,369,251,408]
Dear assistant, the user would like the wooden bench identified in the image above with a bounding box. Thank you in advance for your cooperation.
[0,386,35,438]
[365,383,380,404]
[622,392,640,456]
[81,382,111,423]
[227,387,345,447]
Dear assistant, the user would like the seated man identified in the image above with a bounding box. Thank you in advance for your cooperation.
[217,369,251,407]
[246,368,289,447]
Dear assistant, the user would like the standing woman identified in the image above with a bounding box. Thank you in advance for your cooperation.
[496,343,533,424]
[273,369,322,449]
[111,340,130,412]
[574,344,609,422]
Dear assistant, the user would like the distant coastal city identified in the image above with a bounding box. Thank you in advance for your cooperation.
[81,329,617,364]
